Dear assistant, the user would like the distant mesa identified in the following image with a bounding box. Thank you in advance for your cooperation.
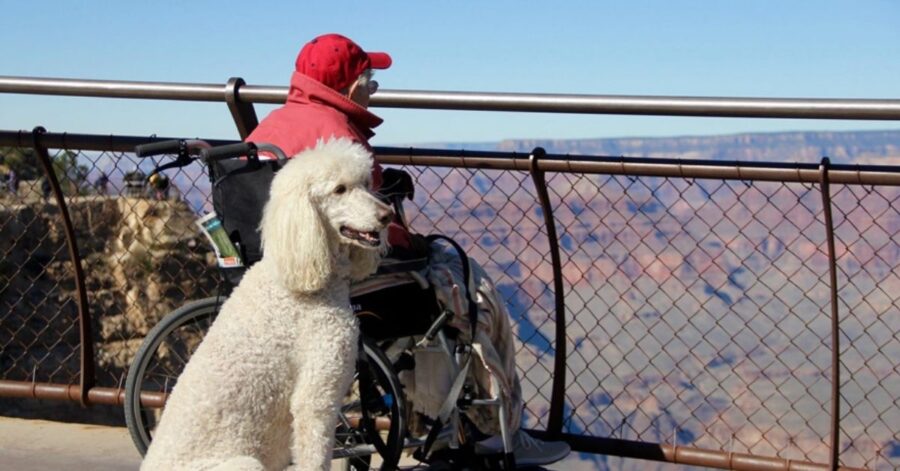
[407,129,900,165]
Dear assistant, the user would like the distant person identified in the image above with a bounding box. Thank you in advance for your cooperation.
[7,168,19,196]
[94,172,109,195]
[40,176,51,200]
[246,33,570,466]
[148,173,170,201]
[123,167,146,197]
[73,166,88,194]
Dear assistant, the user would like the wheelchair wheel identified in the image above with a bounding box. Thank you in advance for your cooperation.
[338,338,407,470]
[124,297,406,470]
[124,296,222,455]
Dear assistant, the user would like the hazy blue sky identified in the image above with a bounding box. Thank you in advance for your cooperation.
[2,1,899,146]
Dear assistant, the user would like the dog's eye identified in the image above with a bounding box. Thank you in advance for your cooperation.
[334,184,347,195]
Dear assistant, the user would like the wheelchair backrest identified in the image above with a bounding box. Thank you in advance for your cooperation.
[210,159,280,286]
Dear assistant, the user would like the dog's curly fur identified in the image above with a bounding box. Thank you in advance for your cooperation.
[141,138,392,471]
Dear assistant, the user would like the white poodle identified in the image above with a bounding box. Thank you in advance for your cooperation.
[141,138,393,471]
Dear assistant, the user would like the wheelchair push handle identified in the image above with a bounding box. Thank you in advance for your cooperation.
[255,143,289,163]
[135,139,211,158]
[135,139,212,176]
[201,142,255,161]
[135,140,181,157]
[201,142,289,165]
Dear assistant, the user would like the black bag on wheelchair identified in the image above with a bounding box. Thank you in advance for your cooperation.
[351,235,477,342]
[351,277,445,341]
[209,158,279,287]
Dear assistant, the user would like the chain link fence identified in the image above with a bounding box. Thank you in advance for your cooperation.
[1,133,898,469]
[1,145,218,395]
[399,165,898,469]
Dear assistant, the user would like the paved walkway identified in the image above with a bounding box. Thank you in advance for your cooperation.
[0,417,142,470]
[0,417,597,470]
[0,417,415,470]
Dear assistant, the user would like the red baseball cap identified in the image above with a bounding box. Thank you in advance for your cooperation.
[295,34,392,92]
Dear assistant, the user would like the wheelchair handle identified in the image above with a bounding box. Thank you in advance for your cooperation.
[201,142,256,161]
[136,139,212,176]
[135,139,211,158]
[201,142,288,164]
[255,143,289,163]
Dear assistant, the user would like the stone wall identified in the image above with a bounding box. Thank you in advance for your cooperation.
[1,196,217,424]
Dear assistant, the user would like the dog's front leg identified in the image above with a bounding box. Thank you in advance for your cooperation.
[289,338,358,471]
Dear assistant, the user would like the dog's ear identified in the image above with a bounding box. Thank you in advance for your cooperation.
[260,175,333,293]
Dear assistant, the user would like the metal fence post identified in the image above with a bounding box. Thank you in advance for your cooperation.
[225,77,259,140]
[528,147,567,436]
[29,126,95,406]
[819,157,841,471]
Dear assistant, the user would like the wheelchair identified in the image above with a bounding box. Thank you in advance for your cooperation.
[122,140,516,470]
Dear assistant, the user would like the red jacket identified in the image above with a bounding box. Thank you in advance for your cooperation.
[246,71,410,248]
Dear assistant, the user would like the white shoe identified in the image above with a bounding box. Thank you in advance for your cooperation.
[475,430,571,466]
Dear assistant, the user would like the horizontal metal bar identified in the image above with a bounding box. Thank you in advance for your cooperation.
[0,380,126,406]
[2,130,899,186]
[0,75,226,101]
[527,431,866,471]
[373,89,900,121]
[0,129,234,152]
[376,146,900,185]
[3,75,900,120]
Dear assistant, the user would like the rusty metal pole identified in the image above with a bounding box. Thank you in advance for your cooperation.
[819,157,841,471]
[528,147,568,436]
[29,126,95,406]
[224,77,259,140]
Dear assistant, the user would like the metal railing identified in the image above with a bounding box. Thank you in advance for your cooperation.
[1,75,899,470]
[4,75,900,119]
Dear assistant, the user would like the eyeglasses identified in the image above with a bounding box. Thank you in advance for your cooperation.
[366,80,379,94]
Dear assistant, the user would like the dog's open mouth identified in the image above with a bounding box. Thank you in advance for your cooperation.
[340,226,381,247]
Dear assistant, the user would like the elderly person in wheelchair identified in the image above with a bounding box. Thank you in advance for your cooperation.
[244,33,570,467]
